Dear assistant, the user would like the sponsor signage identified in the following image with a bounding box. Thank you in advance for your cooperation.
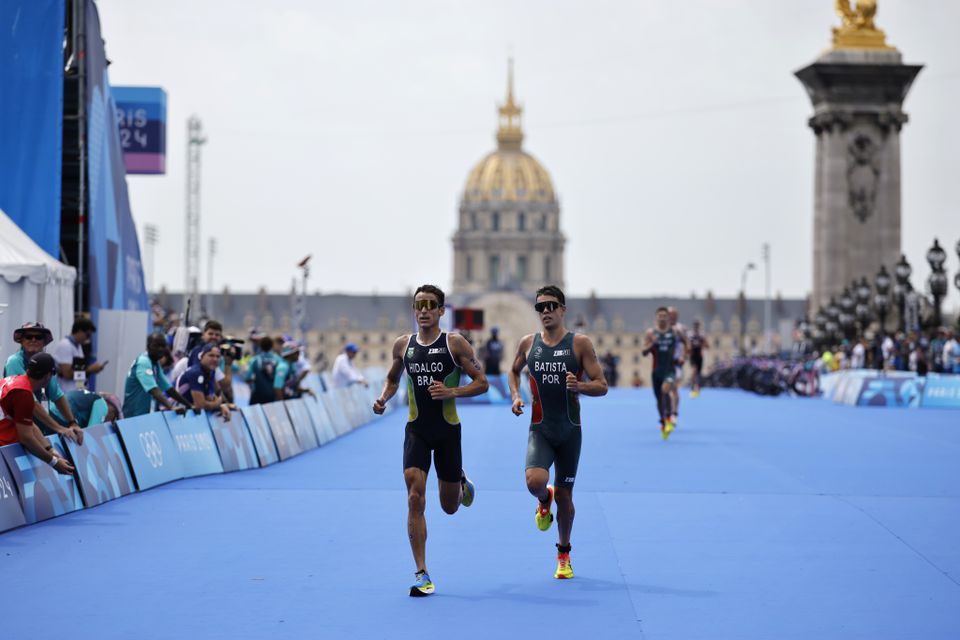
[163,412,224,478]
[305,395,337,445]
[261,402,303,460]
[112,86,167,174]
[209,412,259,472]
[284,399,319,450]
[115,412,183,490]
[0,451,26,533]
[63,422,136,507]
[921,374,960,409]
[1,437,83,524]
[239,405,279,467]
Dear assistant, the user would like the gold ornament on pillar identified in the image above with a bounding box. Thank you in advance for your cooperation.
[831,0,896,50]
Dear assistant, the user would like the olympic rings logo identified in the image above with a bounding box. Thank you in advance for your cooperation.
[139,430,164,468]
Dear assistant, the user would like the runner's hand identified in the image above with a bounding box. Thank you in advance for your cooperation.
[511,397,524,416]
[566,372,580,393]
[373,397,387,414]
[428,380,456,400]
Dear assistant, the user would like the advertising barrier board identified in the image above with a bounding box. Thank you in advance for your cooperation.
[856,375,924,408]
[920,374,960,409]
[0,452,26,533]
[115,412,184,490]
[325,389,352,436]
[240,405,279,467]
[209,413,259,472]
[1,437,83,524]
[261,402,303,460]
[305,395,337,445]
[284,399,319,450]
[63,422,136,507]
[163,412,224,478]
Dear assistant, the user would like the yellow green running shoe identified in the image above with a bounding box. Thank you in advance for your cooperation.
[460,471,475,507]
[555,550,574,579]
[409,570,434,597]
[535,485,555,532]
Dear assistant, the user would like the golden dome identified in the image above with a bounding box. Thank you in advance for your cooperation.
[462,61,556,205]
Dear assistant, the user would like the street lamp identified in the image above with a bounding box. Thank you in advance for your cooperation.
[893,254,912,332]
[739,262,756,355]
[874,265,891,335]
[825,297,841,345]
[926,238,948,329]
[839,286,856,340]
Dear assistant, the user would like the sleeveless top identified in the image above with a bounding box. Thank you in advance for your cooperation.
[403,332,461,427]
[526,332,581,437]
[652,329,678,376]
[690,333,704,359]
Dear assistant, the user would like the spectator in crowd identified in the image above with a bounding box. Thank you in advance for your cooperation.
[930,328,947,374]
[123,334,192,418]
[631,370,643,388]
[272,335,285,355]
[482,327,503,375]
[850,337,867,369]
[181,320,235,403]
[50,389,119,428]
[881,333,896,371]
[910,341,929,376]
[276,342,315,399]
[331,342,367,389]
[52,317,107,392]
[0,353,75,474]
[245,336,280,405]
[943,330,959,373]
[4,322,83,442]
[603,351,620,387]
[176,343,234,421]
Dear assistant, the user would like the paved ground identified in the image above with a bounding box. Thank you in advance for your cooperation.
[2,388,958,639]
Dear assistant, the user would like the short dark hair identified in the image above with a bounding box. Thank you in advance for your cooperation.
[72,317,96,334]
[147,333,168,349]
[655,306,669,315]
[535,285,565,306]
[203,320,223,333]
[414,284,445,306]
[259,336,274,352]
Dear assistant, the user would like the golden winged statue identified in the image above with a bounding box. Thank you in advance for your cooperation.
[832,0,894,50]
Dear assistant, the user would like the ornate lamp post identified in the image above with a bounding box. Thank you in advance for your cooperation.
[814,308,828,350]
[855,276,872,337]
[874,265,891,334]
[839,286,856,340]
[893,254,912,332]
[825,297,841,345]
[926,238,948,329]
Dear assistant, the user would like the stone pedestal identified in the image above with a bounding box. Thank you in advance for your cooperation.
[795,49,922,310]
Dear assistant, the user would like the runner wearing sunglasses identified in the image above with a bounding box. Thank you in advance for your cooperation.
[372,284,488,597]
[508,285,608,579]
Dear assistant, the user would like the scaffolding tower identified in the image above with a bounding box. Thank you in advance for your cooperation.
[185,116,206,306]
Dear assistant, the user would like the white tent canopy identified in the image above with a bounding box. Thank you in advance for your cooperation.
[0,208,76,366]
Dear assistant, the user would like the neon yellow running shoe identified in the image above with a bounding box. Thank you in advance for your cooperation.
[535,485,555,532]
[555,550,574,579]
[662,420,674,441]
[460,471,475,507]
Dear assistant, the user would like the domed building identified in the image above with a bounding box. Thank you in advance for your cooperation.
[452,64,566,294]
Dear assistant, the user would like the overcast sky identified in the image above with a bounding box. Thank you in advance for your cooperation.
[99,0,959,307]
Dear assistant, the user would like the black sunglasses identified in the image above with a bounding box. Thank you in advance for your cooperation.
[535,301,562,313]
[21,333,46,341]
[413,299,440,311]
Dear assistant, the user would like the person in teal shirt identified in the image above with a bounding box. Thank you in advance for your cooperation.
[123,334,192,418]
[245,336,280,404]
[274,342,314,400]
[51,390,119,428]
[4,322,83,442]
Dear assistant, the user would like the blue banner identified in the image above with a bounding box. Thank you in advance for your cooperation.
[85,0,148,314]
[920,374,960,409]
[856,375,924,408]
[115,412,183,490]
[209,413,259,472]
[0,0,64,255]
[63,422,136,507]
[0,452,26,533]
[1,437,83,524]
[261,402,303,460]
[162,412,224,478]
[239,405,279,467]
[305,396,337,445]
[112,86,167,174]
[285,399,319,450]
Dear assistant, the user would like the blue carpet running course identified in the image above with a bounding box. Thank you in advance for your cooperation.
[2,388,959,639]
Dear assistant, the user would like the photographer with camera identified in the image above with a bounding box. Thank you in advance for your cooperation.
[176,343,235,421]
[53,317,107,392]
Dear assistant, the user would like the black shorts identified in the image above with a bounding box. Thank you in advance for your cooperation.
[690,355,703,370]
[525,427,582,488]
[403,422,462,483]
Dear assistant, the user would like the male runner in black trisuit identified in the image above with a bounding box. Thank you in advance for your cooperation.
[689,320,709,397]
[667,306,689,426]
[643,307,680,439]
[508,285,608,579]
[373,284,488,597]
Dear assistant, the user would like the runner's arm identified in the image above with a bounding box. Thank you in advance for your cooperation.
[373,336,407,413]
[574,334,608,397]
[443,334,488,399]
[507,335,533,402]
[641,329,655,355]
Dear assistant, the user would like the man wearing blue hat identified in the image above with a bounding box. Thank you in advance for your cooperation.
[331,342,367,389]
